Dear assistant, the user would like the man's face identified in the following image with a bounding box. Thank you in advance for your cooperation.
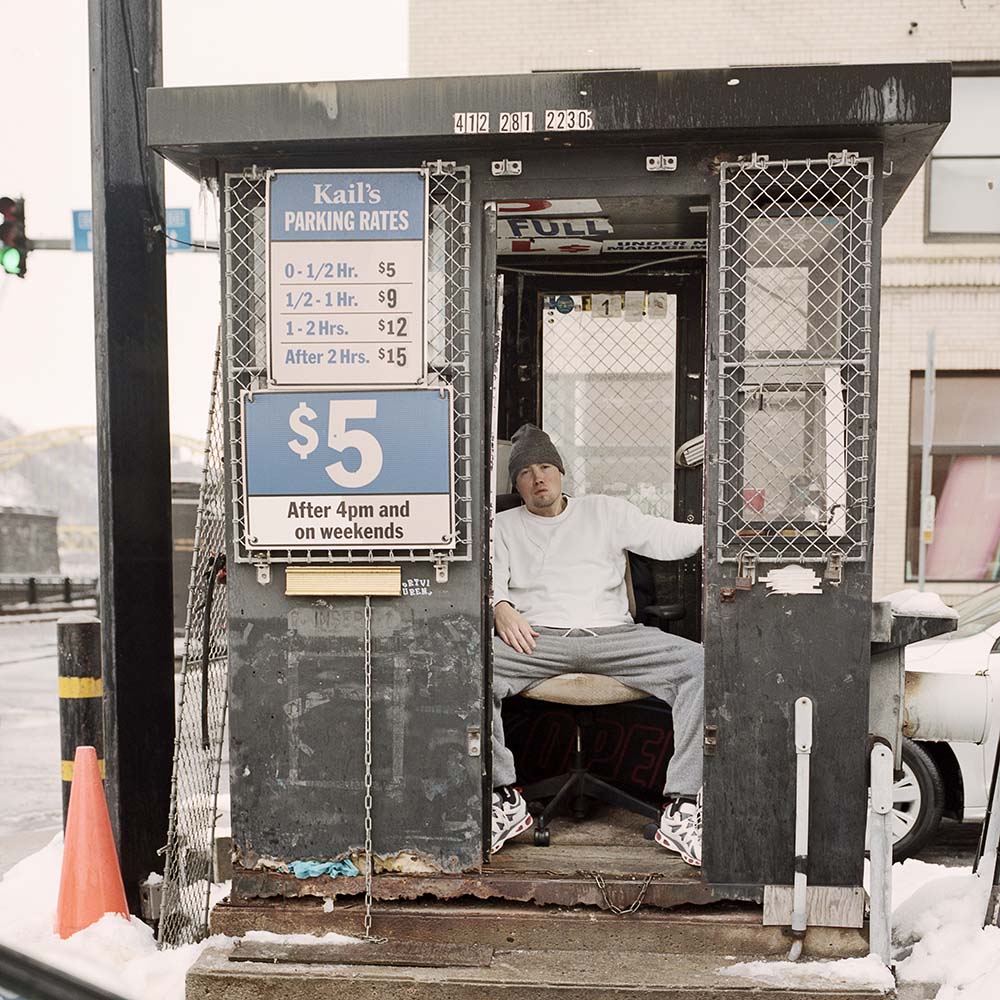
[514,463,563,515]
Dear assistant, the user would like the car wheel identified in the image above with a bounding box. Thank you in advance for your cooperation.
[892,738,945,862]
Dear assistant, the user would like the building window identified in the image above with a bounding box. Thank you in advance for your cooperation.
[906,372,1000,582]
[926,75,1000,239]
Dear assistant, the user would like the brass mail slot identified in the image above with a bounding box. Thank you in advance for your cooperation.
[285,566,402,597]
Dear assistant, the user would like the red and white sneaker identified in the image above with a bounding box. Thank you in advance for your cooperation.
[491,785,533,854]
[654,790,702,867]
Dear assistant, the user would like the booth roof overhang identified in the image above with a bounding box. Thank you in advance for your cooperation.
[147,62,951,220]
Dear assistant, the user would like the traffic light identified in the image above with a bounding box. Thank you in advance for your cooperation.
[0,196,28,278]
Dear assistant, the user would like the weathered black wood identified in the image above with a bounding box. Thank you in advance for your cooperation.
[89,0,173,910]
[148,64,950,220]
[702,146,885,889]
[224,171,487,873]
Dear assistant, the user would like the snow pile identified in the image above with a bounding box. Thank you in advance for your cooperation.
[722,859,994,995]
[881,588,958,619]
[893,868,1000,1000]
[722,953,894,991]
[0,833,230,1000]
[242,929,358,946]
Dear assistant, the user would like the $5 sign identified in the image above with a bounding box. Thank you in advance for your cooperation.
[287,399,384,488]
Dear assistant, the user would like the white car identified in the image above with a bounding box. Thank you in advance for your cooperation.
[893,584,1000,860]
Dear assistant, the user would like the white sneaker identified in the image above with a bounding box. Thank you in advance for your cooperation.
[491,786,533,854]
[654,790,702,867]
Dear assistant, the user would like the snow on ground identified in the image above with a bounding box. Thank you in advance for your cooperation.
[0,834,360,1000]
[1,833,999,999]
[0,834,231,1000]
[892,864,1000,1000]
[723,953,896,991]
[725,858,1000,999]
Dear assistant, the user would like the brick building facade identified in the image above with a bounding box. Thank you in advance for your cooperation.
[410,0,1000,601]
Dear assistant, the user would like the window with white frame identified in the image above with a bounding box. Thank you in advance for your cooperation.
[906,372,1000,582]
[927,75,1000,238]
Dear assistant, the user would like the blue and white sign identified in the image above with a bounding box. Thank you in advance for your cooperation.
[73,208,192,252]
[242,387,454,550]
[72,211,93,252]
[267,169,427,388]
[164,207,192,252]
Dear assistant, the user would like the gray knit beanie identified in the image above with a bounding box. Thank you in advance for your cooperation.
[508,423,564,487]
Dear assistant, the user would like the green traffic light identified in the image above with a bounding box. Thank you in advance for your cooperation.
[0,245,21,275]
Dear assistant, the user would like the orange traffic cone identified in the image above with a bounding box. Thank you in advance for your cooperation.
[55,746,129,938]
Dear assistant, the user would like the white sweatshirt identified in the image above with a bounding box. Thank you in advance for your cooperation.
[493,495,703,629]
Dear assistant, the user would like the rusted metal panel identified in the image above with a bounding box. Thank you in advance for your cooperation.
[231,939,494,968]
[230,866,717,912]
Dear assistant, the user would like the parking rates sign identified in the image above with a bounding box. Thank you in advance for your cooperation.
[266,169,427,387]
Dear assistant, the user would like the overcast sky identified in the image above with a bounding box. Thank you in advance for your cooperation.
[1,1,408,439]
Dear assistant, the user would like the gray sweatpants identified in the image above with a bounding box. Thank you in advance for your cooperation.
[492,624,704,797]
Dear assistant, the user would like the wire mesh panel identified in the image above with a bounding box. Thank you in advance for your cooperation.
[717,153,874,563]
[542,293,677,517]
[222,164,472,565]
[159,339,230,947]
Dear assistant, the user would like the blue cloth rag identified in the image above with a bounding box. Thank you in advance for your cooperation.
[288,859,361,879]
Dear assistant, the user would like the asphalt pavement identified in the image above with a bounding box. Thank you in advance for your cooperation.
[0,618,62,874]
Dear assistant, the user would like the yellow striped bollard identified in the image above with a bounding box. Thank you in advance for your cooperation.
[56,613,104,828]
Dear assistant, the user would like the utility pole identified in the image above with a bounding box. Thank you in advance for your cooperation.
[88,0,174,911]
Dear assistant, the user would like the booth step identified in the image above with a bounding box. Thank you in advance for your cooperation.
[210,896,869,959]
[187,943,893,1000]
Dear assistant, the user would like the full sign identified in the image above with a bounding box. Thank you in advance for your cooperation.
[267,170,427,386]
[242,388,454,551]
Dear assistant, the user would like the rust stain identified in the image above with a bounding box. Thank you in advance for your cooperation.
[231,867,720,913]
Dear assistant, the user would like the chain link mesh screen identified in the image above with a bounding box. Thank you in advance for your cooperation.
[222,165,472,565]
[717,153,874,563]
[159,339,230,947]
[542,293,677,517]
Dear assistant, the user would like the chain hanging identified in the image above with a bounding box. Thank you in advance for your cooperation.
[591,872,657,915]
[363,595,375,939]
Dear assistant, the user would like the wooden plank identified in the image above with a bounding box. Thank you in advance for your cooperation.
[489,843,697,878]
[762,885,865,928]
[230,939,494,968]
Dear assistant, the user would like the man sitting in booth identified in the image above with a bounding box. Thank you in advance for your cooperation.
[491,424,705,866]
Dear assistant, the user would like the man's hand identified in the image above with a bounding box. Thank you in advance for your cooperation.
[494,602,539,654]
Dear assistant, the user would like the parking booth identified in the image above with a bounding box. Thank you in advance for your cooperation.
[149,63,951,991]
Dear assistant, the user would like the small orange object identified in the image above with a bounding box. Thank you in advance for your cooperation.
[55,746,129,938]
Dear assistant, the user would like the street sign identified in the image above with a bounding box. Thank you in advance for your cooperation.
[164,207,192,251]
[72,211,92,252]
[266,170,427,387]
[72,207,192,252]
[242,387,454,551]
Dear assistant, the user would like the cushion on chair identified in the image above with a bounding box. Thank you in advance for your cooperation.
[521,673,648,706]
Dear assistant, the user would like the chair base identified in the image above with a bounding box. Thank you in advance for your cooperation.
[522,763,660,846]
